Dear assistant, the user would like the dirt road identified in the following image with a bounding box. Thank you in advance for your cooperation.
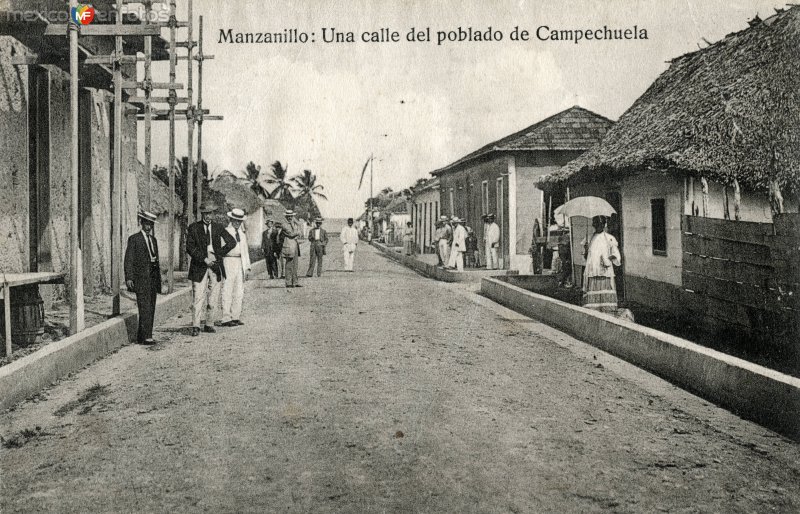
[2,240,799,512]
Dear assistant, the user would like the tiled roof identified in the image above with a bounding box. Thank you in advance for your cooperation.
[432,106,614,176]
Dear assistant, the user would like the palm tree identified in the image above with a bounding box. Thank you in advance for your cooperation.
[291,169,328,201]
[266,160,293,201]
[244,161,269,199]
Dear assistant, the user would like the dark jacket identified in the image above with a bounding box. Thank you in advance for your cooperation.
[271,229,285,255]
[261,228,275,254]
[307,227,329,246]
[186,221,237,283]
[124,231,162,293]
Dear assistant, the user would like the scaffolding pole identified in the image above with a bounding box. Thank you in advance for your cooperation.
[143,0,153,211]
[111,0,124,316]
[167,0,177,293]
[185,0,195,227]
[69,0,84,333]
[196,15,205,220]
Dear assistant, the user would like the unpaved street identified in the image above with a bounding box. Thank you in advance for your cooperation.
[2,240,799,513]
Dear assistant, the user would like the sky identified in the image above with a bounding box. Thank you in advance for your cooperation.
[140,0,789,218]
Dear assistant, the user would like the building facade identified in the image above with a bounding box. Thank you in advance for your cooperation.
[410,177,439,254]
[432,106,613,271]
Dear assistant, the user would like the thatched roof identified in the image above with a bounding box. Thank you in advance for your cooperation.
[432,106,613,176]
[137,161,183,215]
[209,173,265,214]
[540,7,800,194]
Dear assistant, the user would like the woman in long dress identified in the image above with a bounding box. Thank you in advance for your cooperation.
[582,216,622,313]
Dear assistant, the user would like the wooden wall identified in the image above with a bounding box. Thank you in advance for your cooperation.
[681,214,799,343]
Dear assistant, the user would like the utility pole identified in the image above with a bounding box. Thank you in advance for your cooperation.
[143,0,153,211]
[111,0,124,315]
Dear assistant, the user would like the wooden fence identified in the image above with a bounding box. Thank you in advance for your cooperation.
[681,214,799,341]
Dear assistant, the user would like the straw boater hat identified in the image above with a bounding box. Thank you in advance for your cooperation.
[285,210,296,217]
[451,216,463,224]
[138,210,158,223]
[227,208,246,221]
[439,215,448,221]
[314,217,324,223]
[199,200,219,213]
[486,213,496,219]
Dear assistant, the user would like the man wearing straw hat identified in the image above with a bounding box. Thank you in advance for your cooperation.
[186,200,237,337]
[447,217,467,272]
[124,210,161,345]
[306,217,329,278]
[281,209,304,287]
[220,208,251,326]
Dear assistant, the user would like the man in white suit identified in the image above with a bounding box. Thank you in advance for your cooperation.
[447,217,468,272]
[221,208,251,326]
[340,218,359,272]
[484,213,500,270]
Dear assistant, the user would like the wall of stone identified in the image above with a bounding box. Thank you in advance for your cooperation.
[0,36,30,274]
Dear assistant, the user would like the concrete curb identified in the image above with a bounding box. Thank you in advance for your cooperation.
[370,241,517,283]
[0,261,267,412]
[481,277,800,441]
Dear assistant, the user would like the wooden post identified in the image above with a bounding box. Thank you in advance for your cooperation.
[4,281,11,358]
[69,0,84,333]
[733,179,741,221]
[700,177,709,217]
[167,0,177,293]
[196,15,205,220]
[144,0,153,211]
[111,0,124,316]
[185,0,195,227]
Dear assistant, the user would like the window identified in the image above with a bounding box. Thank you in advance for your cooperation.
[481,181,489,215]
[651,199,667,256]
[449,188,455,217]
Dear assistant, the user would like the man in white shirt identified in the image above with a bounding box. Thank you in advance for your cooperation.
[437,216,452,267]
[340,218,359,272]
[447,217,468,272]
[484,213,501,270]
[221,208,251,326]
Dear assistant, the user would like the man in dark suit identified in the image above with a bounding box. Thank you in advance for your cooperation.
[261,220,278,279]
[272,222,286,278]
[186,200,237,336]
[124,211,162,345]
[306,217,329,277]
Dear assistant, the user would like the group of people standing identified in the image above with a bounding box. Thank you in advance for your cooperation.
[124,205,362,345]
[432,213,501,272]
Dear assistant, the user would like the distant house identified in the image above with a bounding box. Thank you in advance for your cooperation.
[432,106,613,270]
[410,177,440,254]
[538,8,800,332]
[382,194,411,246]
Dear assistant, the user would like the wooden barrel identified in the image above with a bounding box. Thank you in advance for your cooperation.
[7,285,45,346]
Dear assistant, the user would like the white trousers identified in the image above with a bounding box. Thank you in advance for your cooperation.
[448,250,464,271]
[342,244,356,271]
[221,257,244,322]
[438,240,450,266]
[192,268,221,327]
[485,244,499,269]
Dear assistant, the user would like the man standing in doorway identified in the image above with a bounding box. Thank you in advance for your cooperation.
[306,217,328,277]
[124,211,161,345]
[485,213,500,270]
[340,218,359,272]
[261,220,278,279]
[281,210,303,288]
[186,201,236,336]
[221,208,251,326]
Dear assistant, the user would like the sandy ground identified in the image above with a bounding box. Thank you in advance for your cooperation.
[1,240,799,513]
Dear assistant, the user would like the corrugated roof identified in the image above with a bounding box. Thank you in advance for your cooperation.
[540,7,800,194]
[432,106,614,176]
